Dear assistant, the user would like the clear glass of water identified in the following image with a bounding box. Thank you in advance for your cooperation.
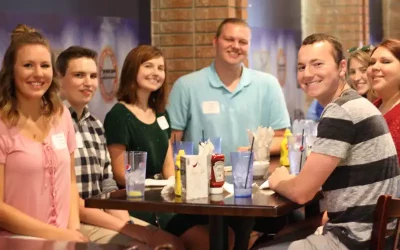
[125,151,147,198]
[287,135,307,175]
[231,151,254,198]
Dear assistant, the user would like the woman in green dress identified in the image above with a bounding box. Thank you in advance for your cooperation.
[104,45,216,250]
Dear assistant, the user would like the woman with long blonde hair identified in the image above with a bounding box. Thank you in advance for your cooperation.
[0,24,85,241]
[347,49,378,102]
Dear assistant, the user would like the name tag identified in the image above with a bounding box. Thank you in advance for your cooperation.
[75,133,84,149]
[202,101,220,114]
[52,133,67,150]
[157,116,169,130]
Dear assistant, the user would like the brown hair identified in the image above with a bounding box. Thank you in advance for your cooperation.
[116,45,167,113]
[0,24,62,126]
[371,39,400,62]
[56,46,97,77]
[347,50,378,102]
[302,33,345,66]
[215,18,250,38]
[369,39,400,100]
[347,50,370,70]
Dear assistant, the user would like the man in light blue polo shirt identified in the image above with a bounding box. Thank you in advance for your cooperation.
[167,18,290,163]
[167,18,291,250]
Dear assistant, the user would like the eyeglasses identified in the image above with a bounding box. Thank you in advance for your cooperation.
[347,45,374,53]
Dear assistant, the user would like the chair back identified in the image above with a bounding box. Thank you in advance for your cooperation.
[371,195,400,250]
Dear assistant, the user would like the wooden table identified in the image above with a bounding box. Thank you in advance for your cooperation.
[0,236,149,250]
[86,164,322,250]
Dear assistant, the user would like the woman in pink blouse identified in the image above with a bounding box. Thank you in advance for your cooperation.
[0,24,85,242]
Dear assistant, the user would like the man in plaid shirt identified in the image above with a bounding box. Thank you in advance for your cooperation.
[56,46,184,249]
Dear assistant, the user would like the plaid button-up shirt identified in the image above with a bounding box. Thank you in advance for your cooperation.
[66,102,118,199]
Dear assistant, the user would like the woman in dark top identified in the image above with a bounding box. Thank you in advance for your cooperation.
[104,45,215,250]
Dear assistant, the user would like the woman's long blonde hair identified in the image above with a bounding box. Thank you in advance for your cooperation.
[347,50,378,102]
[0,24,63,126]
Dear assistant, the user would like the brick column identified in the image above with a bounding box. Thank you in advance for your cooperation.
[151,0,248,85]
[301,0,369,53]
[383,0,400,39]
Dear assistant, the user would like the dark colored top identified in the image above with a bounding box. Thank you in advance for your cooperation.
[374,98,400,165]
[104,103,171,179]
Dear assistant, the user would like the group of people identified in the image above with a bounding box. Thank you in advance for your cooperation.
[0,16,399,250]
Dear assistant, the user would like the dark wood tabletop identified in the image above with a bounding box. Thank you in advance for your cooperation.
[86,156,322,217]
[85,186,322,218]
[0,237,151,250]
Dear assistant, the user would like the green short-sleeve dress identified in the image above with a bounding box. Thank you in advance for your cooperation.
[104,103,207,235]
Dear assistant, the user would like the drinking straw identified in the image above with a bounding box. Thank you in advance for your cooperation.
[299,129,305,172]
[202,130,205,143]
[173,134,177,153]
[244,137,255,189]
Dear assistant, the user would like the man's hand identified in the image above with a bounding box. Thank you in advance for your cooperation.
[268,166,293,190]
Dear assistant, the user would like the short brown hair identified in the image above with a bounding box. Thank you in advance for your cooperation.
[56,46,97,77]
[0,24,62,126]
[116,45,167,113]
[302,33,345,66]
[215,18,250,38]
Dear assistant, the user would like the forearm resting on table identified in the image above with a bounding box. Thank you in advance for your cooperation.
[274,176,318,205]
[238,135,283,155]
[162,141,175,179]
[108,144,127,187]
[269,136,283,155]
[0,202,64,239]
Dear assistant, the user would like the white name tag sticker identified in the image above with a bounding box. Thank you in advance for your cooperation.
[202,101,220,114]
[75,133,84,149]
[52,133,67,150]
[157,116,170,130]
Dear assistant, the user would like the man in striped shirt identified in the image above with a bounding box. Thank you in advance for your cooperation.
[263,34,399,249]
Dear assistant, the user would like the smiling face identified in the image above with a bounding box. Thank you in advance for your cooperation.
[136,56,165,92]
[13,44,53,101]
[348,57,370,95]
[367,46,400,97]
[60,57,98,108]
[297,41,347,106]
[213,23,251,67]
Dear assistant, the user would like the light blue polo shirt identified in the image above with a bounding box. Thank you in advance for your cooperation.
[167,63,290,164]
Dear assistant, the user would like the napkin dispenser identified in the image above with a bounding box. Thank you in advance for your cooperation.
[176,155,210,200]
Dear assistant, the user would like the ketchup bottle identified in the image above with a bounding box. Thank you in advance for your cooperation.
[210,154,225,194]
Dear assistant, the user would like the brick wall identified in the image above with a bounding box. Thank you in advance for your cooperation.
[301,0,369,53]
[151,0,248,85]
[383,0,400,39]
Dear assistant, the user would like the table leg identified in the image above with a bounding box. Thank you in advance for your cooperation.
[209,215,228,250]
